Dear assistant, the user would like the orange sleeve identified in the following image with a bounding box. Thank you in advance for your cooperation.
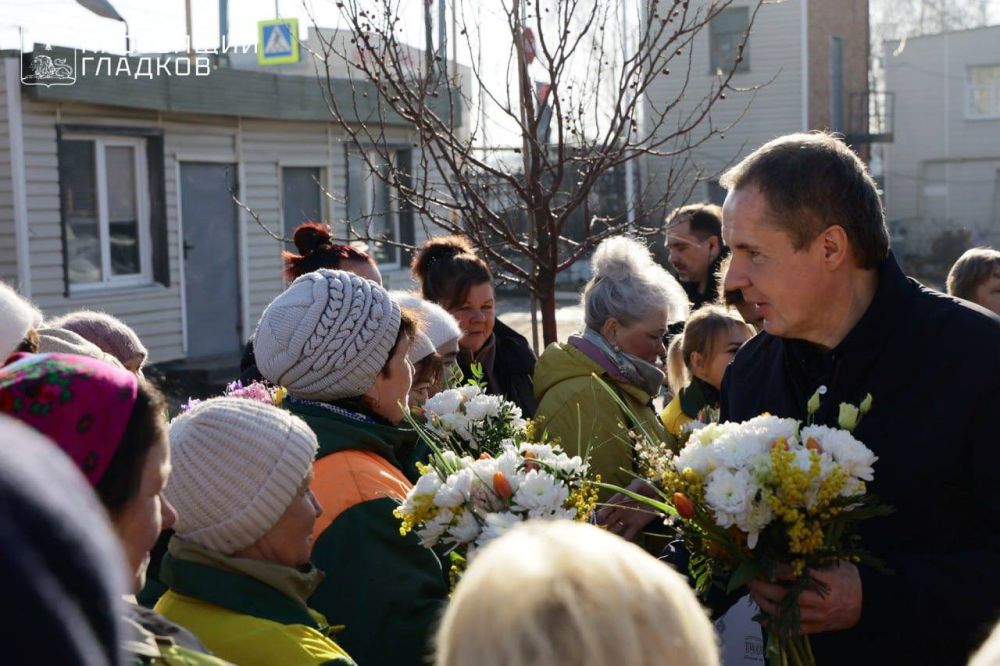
[311,450,413,538]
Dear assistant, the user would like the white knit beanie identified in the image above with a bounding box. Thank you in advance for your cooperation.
[407,331,436,365]
[0,282,42,361]
[392,292,461,353]
[254,269,402,401]
[166,398,318,554]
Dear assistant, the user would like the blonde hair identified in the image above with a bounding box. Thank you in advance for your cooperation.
[667,305,754,393]
[435,521,719,666]
[946,247,1000,302]
[969,620,1000,666]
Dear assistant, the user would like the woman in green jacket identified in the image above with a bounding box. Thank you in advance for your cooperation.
[254,269,449,666]
[533,236,689,543]
[155,397,355,666]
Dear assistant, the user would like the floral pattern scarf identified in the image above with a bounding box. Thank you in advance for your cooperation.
[0,353,139,485]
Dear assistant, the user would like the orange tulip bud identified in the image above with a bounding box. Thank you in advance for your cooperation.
[771,437,789,451]
[493,472,513,499]
[522,449,540,472]
[806,437,822,453]
[673,492,695,519]
[478,451,493,460]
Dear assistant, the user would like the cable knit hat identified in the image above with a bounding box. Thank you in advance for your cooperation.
[392,292,461,352]
[47,310,148,371]
[254,269,401,401]
[166,398,318,554]
[0,282,42,362]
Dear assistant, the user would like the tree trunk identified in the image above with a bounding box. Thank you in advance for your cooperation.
[538,270,559,346]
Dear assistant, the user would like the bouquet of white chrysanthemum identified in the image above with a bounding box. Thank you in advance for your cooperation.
[603,382,891,666]
[419,383,527,456]
[395,439,598,583]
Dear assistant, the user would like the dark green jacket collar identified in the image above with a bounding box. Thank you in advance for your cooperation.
[160,538,324,630]
[286,396,417,467]
[679,377,720,420]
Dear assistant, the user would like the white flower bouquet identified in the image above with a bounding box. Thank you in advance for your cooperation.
[398,372,598,582]
[419,383,527,456]
[605,383,892,666]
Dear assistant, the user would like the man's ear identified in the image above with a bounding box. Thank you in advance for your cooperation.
[708,235,721,259]
[820,225,850,270]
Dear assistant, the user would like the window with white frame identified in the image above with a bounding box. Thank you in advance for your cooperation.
[347,149,399,265]
[59,135,152,289]
[967,65,1000,119]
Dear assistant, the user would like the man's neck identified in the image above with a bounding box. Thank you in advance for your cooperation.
[806,268,880,351]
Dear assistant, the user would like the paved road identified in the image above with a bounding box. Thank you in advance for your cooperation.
[496,296,584,354]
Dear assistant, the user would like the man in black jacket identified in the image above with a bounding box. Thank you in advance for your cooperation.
[665,203,730,310]
[719,132,1000,664]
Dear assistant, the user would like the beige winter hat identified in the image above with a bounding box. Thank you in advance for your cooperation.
[166,398,318,554]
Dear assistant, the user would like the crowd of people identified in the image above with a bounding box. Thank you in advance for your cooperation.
[1,130,999,666]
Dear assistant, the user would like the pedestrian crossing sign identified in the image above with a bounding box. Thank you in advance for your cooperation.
[257,19,299,65]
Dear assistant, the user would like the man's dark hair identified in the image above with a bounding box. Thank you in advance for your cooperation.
[666,203,723,242]
[719,132,889,269]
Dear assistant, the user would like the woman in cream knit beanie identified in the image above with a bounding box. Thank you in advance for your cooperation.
[156,398,356,666]
[253,269,449,666]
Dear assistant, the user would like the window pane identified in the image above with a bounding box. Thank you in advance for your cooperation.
[710,7,749,73]
[369,158,395,264]
[61,140,101,284]
[970,66,1000,85]
[971,86,994,116]
[282,167,323,242]
[348,151,397,264]
[105,145,141,276]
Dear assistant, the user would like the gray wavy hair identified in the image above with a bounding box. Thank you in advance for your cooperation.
[583,236,689,330]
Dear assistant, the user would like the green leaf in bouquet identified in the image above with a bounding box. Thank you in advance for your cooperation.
[726,559,760,594]
[591,373,662,451]
[593,481,679,518]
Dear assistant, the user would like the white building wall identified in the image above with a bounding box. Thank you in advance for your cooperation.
[884,26,1000,252]
[0,59,20,285]
[642,0,805,214]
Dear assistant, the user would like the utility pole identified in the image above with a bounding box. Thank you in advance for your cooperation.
[438,0,447,79]
[622,0,637,228]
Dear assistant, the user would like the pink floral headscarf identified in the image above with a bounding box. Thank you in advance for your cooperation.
[0,353,139,486]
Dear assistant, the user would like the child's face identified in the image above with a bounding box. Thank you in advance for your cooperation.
[693,326,752,390]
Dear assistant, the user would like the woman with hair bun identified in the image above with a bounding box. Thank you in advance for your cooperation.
[411,235,538,416]
[533,236,688,541]
[240,222,382,383]
[282,222,382,285]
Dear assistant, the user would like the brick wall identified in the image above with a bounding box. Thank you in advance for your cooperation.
[807,0,869,137]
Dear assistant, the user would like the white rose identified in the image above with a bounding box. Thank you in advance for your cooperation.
[512,470,570,517]
[425,390,464,416]
[458,385,481,401]
[801,425,877,482]
[411,472,443,499]
[446,509,481,544]
[435,469,473,508]
[704,468,752,517]
[463,395,497,421]
[474,511,522,549]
